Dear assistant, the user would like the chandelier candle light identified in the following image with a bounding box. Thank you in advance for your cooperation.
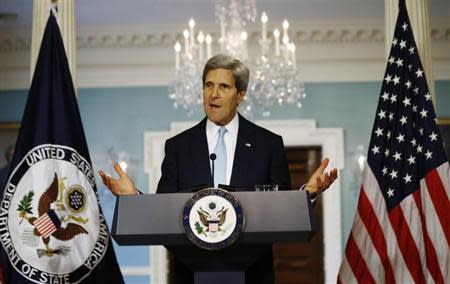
[169,0,306,117]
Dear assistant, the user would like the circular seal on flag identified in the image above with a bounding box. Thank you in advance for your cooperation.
[0,144,110,284]
[182,188,244,250]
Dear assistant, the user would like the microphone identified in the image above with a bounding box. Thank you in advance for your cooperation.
[210,153,216,187]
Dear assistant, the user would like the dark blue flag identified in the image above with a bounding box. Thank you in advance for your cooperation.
[0,12,124,284]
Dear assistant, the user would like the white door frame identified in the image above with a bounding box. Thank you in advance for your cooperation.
[144,119,344,284]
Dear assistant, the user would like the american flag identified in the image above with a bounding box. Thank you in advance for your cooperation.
[338,1,450,283]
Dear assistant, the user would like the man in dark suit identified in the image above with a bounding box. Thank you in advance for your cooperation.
[156,113,291,193]
[99,54,337,283]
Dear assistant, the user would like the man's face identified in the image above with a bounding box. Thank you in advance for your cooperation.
[203,68,245,126]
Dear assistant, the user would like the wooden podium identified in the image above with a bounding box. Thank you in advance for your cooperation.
[112,190,316,284]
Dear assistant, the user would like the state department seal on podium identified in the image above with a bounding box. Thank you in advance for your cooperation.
[182,188,244,250]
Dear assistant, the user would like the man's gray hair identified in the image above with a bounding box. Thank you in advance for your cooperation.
[202,54,250,93]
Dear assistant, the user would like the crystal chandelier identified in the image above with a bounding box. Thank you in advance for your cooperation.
[168,0,306,117]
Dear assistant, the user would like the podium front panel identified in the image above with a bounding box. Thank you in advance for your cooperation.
[112,191,315,246]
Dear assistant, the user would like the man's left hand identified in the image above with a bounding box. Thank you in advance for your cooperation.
[305,158,338,198]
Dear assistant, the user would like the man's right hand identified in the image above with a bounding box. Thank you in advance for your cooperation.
[98,162,137,196]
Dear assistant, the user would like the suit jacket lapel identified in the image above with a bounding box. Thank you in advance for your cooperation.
[230,114,254,188]
[189,118,213,187]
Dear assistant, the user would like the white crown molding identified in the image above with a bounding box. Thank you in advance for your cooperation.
[1,20,449,90]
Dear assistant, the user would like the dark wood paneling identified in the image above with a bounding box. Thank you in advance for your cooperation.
[274,146,324,284]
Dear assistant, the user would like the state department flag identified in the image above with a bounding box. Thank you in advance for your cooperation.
[338,0,449,283]
[0,12,124,284]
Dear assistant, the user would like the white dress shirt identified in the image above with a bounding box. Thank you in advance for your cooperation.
[206,113,239,185]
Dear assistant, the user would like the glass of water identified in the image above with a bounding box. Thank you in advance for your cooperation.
[254,184,279,192]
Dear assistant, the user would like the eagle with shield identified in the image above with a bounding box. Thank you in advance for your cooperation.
[17,173,89,257]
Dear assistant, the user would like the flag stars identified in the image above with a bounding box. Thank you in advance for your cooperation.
[429,132,438,142]
[420,109,428,118]
[385,74,392,83]
[403,174,412,184]
[382,92,390,101]
[389,112,394,121]
[375,127,384,137]
[395,58,403,67]
[382,167,388,176]
[396,133,405,143]
[405,80,412,88]
[387,131,391,140]
[419,128,424,135]
[425,150,433,160]
[413,87,419,94]
[384,148,390,157]
[417,145,423,153]
[390,94,397,103]
[399,40,407,49]
[409,46,415,54]
[400,116,407,125]
[416,68,424,78]
[392,38,398,46]
[387,188,395,197]
[402,22,408,31]
[393,76,400,85]
[425,93,432,101]
[390,170,398,179]
[408,64,413,70]
[371,145,380,155]
[403,97,411,107]
[412,105,418,112]
[407,155,416,165]
[388,56,395,65]
[393,151,402,161]
[378,110,387,119]
[411,138,417,146]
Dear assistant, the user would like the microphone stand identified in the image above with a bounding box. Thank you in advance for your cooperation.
[209,153,216,188]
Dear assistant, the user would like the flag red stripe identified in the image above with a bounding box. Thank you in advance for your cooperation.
[38,219,54,232]
[35,214,57,237]
[358,188,396,284]
[413,190,445,284]
[40,225,56,237]
[424,168,450,246]
[345,233,376,284]
[388,206,426,283]
[34,216,47,226]
[338,254,359,283]
[38,218,52,229]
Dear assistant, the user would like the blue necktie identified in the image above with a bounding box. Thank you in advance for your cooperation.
[214,127,227,188]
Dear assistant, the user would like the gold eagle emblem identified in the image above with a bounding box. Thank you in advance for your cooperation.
[197,206,228,232]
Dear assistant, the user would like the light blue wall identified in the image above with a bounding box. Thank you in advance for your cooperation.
[1,81,449,282]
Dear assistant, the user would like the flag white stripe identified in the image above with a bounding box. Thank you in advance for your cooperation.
[420,177,450,282]
[35,214,57,238]
[435,162,450,197]
[362,167,414,283]
[399,194,429,282]
[351,212,386,282]
[34,216,47,226]
[38,219,53,232]
[40,225,56,236]
[40,227,56,238]
[35,215,50,226]
[38,218,52,229]
[338,254,358,284]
